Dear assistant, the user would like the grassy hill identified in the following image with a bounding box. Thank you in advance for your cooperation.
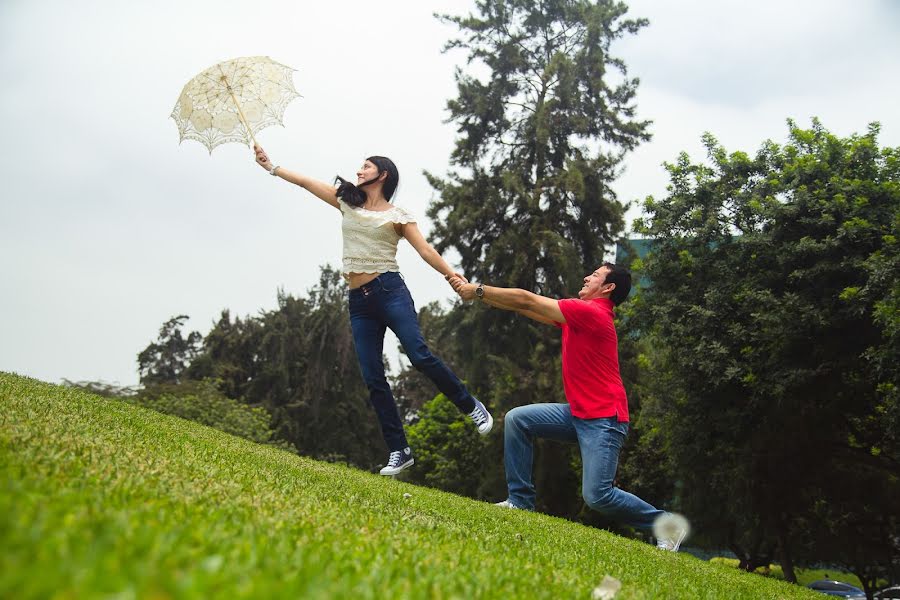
[1,372,822,599]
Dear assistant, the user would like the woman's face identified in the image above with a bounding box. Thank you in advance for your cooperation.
[356,160,381,186]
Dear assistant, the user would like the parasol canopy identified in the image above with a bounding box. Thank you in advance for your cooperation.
[170,56,300,154]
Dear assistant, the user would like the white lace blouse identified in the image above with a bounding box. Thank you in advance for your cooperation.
[339,199,416,276]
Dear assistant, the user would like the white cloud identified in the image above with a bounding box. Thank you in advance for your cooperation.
[614,0,900,224]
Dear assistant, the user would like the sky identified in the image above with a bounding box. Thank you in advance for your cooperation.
[1,0,898,387]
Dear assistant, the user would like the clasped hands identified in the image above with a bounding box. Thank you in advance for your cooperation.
[445,273,479,301]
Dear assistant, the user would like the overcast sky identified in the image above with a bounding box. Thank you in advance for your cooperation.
[2,0,899,387]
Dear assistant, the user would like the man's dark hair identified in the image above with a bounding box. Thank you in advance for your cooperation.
[602,262,632,306]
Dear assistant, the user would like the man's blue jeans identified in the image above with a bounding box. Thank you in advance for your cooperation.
[349,272,477,451]
[504,403,664,532]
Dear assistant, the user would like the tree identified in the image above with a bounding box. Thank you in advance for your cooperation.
[62,379,138,398]
[630,119,900,587]
[130,379,290,450]
[183,266,385,468]
[259,266,382,466]
[186,309,264,402]
[137,315,203,386]
[404,394,488,497]
[390,301,467,420]
[401,0,650,517]
[140,266,387,469]
[430,0,649,287]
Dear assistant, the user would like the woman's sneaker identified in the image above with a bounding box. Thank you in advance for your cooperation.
[468,399,493,435]
[379,447,414,476]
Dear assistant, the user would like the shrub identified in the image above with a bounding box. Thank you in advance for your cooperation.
[129,380,293,451]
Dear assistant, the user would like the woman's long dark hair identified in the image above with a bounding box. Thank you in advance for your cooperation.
[335,156,399,207]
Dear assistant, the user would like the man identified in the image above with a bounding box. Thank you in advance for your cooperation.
[450,263,688,551]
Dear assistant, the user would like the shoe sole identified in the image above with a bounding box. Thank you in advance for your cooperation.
[379,458,414,476]
[478,411,494,435]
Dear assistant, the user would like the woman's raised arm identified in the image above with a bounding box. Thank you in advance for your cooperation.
[254,145,340,210]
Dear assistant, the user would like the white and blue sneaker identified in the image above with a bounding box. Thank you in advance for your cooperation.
[379,447,414,476]
[468,398,493,435]
[494,499,522,509]
[654,513,690,552]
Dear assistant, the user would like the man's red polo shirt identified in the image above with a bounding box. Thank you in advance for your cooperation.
[556,297,629,422]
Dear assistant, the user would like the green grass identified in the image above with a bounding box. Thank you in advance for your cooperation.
[710,558,865,589]
[1,372,823,599]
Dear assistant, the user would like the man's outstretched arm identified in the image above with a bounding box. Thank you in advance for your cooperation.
[451,280,565,326]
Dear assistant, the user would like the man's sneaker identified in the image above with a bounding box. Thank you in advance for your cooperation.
[468,398,493,435]
[653,513,690,552]
[379,447,414,476]
[494,499,522,509]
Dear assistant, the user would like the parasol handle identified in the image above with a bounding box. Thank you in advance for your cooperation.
[220,74,259,150]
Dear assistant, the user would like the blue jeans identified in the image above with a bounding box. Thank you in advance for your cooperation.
[504,403,664,532]
[349,272,477,451]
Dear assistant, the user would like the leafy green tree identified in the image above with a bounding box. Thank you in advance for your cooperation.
[62,379,138,398]
[254,267,383,466]
[390,300,476,420]
[130,379,291,450]
[137,315,203,386]
[401,0,650,516]
[186,309,264,402]
[138,266,387,469]
[404,394,487,497]
[612,334,677,512]
[850,210,900,469]
[630,119,899,584]
[183,266,384,468]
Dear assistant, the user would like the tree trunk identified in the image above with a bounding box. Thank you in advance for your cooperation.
[776,517,797,583]
[850,570,874,600]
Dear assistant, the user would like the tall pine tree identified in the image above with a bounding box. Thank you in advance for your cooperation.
[414,0,650,514]
[428,0,649,293]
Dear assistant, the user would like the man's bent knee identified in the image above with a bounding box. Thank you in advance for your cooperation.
[505,406,527,428]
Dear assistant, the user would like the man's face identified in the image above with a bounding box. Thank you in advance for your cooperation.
[578,265,611,300]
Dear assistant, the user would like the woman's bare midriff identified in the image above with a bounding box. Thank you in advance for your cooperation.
[348,272,383,289]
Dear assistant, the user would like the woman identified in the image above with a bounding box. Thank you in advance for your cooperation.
[253,145,492,475]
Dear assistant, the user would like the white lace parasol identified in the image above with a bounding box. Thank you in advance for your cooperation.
[170,56,300,154]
